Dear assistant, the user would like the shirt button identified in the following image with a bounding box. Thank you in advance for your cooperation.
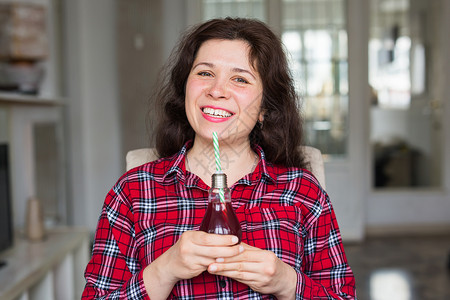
[219,279,227,288]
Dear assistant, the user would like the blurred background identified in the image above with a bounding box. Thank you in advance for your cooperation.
[0,0,449,299]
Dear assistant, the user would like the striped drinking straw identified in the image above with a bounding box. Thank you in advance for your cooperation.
[212,131,222,172]
[212,132,225,203]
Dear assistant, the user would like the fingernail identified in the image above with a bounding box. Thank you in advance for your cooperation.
[231,236,239,244]
[239,245,244,253]
[216,257,224,263]
[209,265,217,272]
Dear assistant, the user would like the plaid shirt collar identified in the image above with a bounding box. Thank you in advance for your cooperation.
[159,140,277,189]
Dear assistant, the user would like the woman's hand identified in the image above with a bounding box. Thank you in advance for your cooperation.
[143,230,242,300]
[207,243,297,300]
[160,230,242,281]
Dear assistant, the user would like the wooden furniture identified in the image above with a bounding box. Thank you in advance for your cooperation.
[0,227,90,300]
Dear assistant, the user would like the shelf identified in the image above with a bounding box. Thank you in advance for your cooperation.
[0,93,65,107]
[0,227,90,300]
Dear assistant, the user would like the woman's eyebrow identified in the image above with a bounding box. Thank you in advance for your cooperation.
[192,62,214,69]
[192,62,256,80]
[231,67,256,80]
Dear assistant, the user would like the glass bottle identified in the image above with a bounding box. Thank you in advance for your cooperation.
[199,172,242,243]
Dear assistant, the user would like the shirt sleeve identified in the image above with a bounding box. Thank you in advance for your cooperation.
[82,178,151,300]
[295,191,356,299]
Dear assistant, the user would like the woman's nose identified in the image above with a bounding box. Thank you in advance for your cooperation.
[207,79,230,99]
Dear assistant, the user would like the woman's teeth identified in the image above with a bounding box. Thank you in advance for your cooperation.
[202,107,232,118]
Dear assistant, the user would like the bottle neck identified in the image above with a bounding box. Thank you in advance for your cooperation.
[209,173,231,203]
[211,172,228,189]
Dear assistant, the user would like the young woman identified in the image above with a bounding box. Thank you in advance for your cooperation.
[82,18,356,299]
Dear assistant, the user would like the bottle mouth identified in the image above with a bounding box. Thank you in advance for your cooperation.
[212,172,227,189]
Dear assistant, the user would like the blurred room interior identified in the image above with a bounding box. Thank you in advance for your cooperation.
[0,0,449,299]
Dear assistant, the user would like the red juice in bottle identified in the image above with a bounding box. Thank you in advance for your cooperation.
[199,173,242,243]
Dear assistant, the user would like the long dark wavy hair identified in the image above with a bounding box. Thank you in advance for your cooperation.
[153,17,307,169]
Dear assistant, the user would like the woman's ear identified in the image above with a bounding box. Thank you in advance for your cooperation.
[258,111,265,123]
[257,111,265,129]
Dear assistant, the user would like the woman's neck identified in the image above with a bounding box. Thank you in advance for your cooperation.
[187,137,258,186]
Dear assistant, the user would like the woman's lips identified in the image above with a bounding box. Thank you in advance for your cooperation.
[201,106,234,123]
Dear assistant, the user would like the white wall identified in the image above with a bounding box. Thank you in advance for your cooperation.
[62,0,121,230]
[162,0,188,61]
[64,0,189,232]
[0,108,7,143]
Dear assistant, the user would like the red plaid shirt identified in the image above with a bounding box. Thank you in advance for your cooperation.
[82,142,356,299]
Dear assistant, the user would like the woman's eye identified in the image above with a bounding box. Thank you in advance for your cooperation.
[234,77,249,84]
[198,71,212,77]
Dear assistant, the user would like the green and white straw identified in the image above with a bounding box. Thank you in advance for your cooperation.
[212,131,225,203]
[212,131,222,172]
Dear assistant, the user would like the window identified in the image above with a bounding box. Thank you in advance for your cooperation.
[282,0,348,156]
[202,0,265,20]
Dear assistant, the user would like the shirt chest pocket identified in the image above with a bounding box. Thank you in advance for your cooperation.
[238,205,304,266]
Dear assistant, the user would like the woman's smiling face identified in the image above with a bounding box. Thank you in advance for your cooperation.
[185,39,263,147]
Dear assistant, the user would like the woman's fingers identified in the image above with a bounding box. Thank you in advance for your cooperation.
[208,250,274,277]
[208,260,278,294]
[214,243,266,263]
[186,231,243,258]
[209,261,261,278]
[191,231,239,246]
[207,245,296,297]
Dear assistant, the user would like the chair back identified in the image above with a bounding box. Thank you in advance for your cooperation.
[126,146,326,189]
